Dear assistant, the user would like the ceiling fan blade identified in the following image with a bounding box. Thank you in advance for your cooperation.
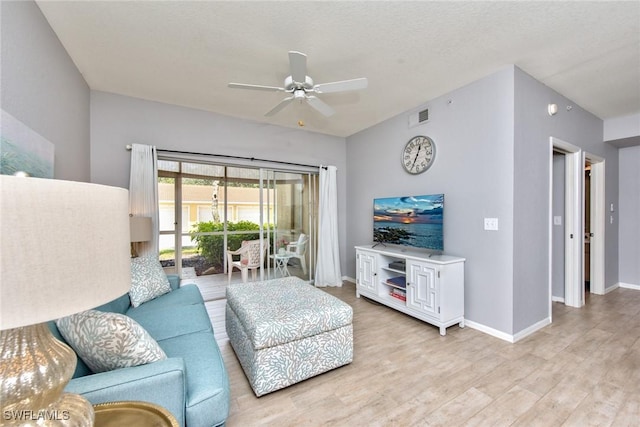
[288,51,308,83]
[313,77,368,94]
[306,95,335,117]
[228,83,284,92]
[265,96,294,117]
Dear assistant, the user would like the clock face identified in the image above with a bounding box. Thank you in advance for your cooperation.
[402,136,435,174]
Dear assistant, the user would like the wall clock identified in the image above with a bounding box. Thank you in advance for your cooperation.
[402,135,435,174]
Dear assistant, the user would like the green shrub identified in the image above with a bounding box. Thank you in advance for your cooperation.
[191,221,262,270]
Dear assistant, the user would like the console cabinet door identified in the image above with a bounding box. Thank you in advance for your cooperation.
[406,261,438,317]
[356,251,377,293]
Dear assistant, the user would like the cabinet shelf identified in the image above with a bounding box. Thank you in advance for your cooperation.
[381,267,406,275]
[384,276,406,290]
[355,245,465,336]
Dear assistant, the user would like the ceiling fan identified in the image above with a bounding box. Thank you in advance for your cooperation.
[228,51,368,118]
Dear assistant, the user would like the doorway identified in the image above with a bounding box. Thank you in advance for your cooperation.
[584,153,605,295]
[549,138,605,312]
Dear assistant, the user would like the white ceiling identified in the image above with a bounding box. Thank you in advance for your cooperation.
[36,1,640,138]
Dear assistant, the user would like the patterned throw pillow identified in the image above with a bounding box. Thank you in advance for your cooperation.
[56,310,167,373]
[129,254,171,307]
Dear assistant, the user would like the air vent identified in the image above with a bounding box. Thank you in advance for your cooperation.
[408,108,429,128]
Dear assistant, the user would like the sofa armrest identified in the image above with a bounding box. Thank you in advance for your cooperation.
[65,358,186,426]
[167,274,180,291]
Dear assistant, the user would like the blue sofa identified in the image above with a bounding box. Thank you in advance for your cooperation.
[48,275,230,427]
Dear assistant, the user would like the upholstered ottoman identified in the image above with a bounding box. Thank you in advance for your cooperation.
[226,276,353,396]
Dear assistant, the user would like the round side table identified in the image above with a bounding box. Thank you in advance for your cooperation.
[93,401,178,427]
[271,253,292,277]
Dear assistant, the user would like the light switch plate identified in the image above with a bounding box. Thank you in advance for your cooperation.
[484,218,499,231]
[554,216,562,225]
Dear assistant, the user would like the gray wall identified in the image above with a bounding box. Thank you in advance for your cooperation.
[619,145,640,286]
[347,67,516,334]
[90,91,349,271]
[1,1,90,181]
[347,66,615,337]
[512,67,615,333]
[604,113,640,143]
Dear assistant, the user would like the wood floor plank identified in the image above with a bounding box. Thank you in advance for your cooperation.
[183,275,640,426]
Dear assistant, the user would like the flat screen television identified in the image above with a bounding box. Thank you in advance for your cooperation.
[373,194,444,252]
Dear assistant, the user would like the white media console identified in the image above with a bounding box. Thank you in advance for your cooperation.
[355,245,465,335]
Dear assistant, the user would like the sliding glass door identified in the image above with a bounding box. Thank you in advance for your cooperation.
[158,159,317,283]
[263,169,316,281]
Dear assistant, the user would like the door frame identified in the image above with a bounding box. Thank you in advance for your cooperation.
[549,137,582,309]
[584,152,605,295]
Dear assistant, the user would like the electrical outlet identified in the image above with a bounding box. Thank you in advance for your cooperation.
[484,218,499,231]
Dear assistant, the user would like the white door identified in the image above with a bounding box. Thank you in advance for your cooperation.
[584,153,605,295]
[550,137,583,309]
[356,251,377,294]
[407,261,438,316]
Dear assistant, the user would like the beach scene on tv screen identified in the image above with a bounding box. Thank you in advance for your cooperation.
[373,194,444,250]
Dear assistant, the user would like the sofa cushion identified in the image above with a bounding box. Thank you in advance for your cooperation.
[94,293,131,315]
[130,255,171,307]
[56,309,167,373]
[159,331,230,427]
[128,302,213,342]
[127,284,203,317]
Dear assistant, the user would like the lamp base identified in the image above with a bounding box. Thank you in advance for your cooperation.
[0,323,94,426]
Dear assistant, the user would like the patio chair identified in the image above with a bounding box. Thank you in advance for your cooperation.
[285,233,308,274]
[227,239,265,284]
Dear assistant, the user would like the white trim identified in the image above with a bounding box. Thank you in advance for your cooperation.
[465,320,515,343]
[620,282,640,291]
[550,137,583,309]
[548,141,554,322]
[604,283,619,293]
[566,149,582,307]
[551,296,565,303]
[513,318,552,343]
[584,153,606,295]
[466,317,551,344]
[343,275,356,284]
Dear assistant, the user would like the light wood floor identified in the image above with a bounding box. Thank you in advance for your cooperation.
[191,276,640,426]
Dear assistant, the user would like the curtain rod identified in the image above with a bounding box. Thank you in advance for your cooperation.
[125,145,326,170]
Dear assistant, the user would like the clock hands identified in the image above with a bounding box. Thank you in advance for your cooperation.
[411,145,422,171]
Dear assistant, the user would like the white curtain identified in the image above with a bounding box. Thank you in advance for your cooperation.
[129,144,159,256]
[315,165,342,287]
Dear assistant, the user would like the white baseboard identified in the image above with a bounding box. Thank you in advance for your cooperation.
[343,275,356,284]
[512,317,551,343]
[551,296,565,303]
[464,320,515,343]
[604,283,619,294]
[465,317,551,344]
[619,282,640,291]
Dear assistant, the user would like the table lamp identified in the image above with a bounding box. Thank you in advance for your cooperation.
[0,175,131,426]
[129,215,152,257]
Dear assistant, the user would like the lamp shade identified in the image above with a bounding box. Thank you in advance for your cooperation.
[130,216,152,243]
[0,176,131,330]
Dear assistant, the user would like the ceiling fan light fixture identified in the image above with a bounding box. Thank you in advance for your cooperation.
[228,51,367,118]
